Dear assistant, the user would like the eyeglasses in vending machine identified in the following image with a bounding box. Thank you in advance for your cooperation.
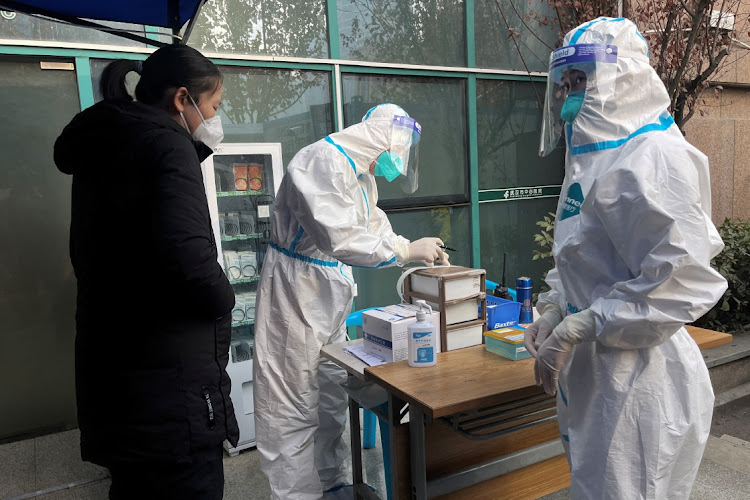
[201,142,283,456]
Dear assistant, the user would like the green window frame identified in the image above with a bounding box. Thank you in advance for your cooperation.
[0,0,562,280]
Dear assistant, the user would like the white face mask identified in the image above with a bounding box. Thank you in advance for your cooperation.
[180,94,224,149]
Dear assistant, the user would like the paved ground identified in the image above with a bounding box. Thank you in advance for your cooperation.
[3,349,750,499]
[3,407,750,500]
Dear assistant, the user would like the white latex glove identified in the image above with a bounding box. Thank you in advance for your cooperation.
[437,251,450,266]
[534,332,574,396]
[534,309,596,396]
[406,237,447,266]
[523,303,563,358]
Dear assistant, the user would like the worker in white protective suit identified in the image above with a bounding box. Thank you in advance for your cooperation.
[253,103,449,499]
[524,17,728,499]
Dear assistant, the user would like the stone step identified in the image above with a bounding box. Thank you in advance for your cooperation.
[703,333,750,395]
[702,434,750,475]
[720,434,750,450]
[714,380,750,408]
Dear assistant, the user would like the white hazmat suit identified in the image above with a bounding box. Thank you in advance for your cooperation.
[528,18,728,499]
[253,104,446,499]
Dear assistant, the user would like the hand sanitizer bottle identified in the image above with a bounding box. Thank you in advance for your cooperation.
[408,300,437,367]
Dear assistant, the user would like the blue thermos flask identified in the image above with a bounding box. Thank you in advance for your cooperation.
[516,277,533,324]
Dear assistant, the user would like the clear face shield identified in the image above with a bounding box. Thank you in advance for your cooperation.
[539,44,618,157]
[374,115,422,193]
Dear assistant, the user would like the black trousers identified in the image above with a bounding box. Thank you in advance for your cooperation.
[108,445,225,500]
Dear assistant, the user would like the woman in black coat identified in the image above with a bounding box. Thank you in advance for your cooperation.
[54,44,238,499]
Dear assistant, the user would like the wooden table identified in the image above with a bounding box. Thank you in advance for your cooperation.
[685,324,733,350]
[322,325,732,499]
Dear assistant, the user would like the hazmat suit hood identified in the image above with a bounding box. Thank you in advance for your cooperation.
[325,103,420,193]
[326,118,391,176]
[541,17,671,157]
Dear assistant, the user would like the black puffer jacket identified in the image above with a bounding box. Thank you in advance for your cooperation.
[55,99,239,466]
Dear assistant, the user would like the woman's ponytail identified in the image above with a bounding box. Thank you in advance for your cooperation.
[99,60,141,101]
[99,45,221,109]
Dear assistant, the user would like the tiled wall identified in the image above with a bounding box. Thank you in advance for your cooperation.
[686,87,750,224]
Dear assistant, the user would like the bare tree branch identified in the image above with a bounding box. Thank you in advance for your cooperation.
[710,0,729,57]
[675,45,729,127]
[668,0,711,103]
[676,0,695,18]
[492,0,544,109]
[656,4,679,78]
[506,0,555,51]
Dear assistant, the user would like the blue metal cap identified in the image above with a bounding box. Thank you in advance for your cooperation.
[516,277,532,287]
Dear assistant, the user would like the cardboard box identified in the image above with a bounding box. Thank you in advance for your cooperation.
[362,304,440,363]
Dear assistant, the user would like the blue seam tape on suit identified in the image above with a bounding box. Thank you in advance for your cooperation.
[559,380,568,406]
[324,136,370,219]
[569,17,626,45]
[271,239,393,269]
[270,241,338,267]
[290,227,304,254]
[570,114,674,155]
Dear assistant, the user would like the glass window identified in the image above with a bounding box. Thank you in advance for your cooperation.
[0,11,147,47]
[342,74,468,207]
[89,62,334,169]
[477,79,564,189]
[338,0,466,67]
[188,0,328,59]
[479,198,559,299]
[353,206,472,309]
[154,26,177,45]
[0,57,80,440]
[218,66,333,167]
[474,0,559,72]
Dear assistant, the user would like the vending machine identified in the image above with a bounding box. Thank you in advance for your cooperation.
[201,142,284,456]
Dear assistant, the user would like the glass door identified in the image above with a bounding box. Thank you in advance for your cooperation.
[0,56,81,441]
[202,142,283,452]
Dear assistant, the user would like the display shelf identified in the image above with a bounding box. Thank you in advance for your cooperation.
[229,276,260,285]
[206,143,282,458]
[232,320,254,328]
[217,190,266,197]
[221,233,263,242]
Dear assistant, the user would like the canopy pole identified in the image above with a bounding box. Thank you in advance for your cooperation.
[178,0,207,45]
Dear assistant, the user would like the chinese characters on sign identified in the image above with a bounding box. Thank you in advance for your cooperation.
[478,185,562,203]
[503,187,544,199]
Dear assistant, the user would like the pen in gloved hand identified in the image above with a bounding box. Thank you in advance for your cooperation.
[439,244,457,252]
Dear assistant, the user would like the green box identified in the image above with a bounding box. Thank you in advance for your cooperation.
[484,327,531,361]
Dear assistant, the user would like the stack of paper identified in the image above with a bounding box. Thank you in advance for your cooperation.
[343,343,387,367]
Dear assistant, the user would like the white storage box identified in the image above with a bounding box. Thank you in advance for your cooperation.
[445,323,485,351]
[409,268,482,301]
[362,304,440,363]
[421,298,480,326]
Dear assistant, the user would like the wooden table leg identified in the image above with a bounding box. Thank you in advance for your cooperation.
[409,405,428,500]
